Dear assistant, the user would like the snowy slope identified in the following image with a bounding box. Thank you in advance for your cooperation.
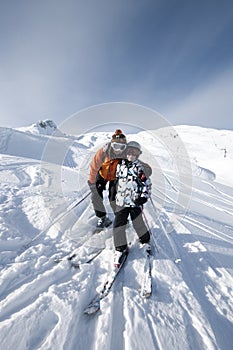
[0,123,233,350]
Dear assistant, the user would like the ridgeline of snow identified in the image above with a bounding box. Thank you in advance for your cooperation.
[0,122,233,350]
[17,119,64,136]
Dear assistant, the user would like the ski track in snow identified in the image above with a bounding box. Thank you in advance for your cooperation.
[1,126,233,350]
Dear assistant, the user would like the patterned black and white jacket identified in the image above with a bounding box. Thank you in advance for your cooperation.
[115,159,152,207]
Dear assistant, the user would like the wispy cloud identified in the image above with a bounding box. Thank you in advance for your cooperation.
[0,1,233,130]
[0,1,125,125]
[164,65,233,130]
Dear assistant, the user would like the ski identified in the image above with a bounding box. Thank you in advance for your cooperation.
[140,248,152,298]
[83,251,128,315]
[53,247,103,268]
[53,226,112,266]
[70,248,103,268]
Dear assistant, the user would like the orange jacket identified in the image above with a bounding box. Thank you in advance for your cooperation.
[89,143,120,183]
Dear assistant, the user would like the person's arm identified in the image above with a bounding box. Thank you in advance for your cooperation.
[134,163,152,206]
[88,148,105,184]
[140,161,152,178]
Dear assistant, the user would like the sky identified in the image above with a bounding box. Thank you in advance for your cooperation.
[1,0,233,132]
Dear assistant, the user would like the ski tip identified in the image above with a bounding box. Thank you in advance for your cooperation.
[141,292,152,298]
[175,258,181,264]
[83,300,100,315]
[67,253,77,261]
[70,262,80,269]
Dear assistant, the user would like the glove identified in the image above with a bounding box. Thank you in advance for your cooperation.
[88,180,104,193]
[96,180,106,190]
[88,181,97,191]
[134,196,147,206]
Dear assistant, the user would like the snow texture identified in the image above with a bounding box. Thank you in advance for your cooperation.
[0,122,233,350]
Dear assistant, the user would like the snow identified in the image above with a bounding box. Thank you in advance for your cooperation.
[0,122,233,350]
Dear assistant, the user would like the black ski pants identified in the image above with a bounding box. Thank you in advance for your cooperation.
[113,206,150,251]
[91,173,117,218]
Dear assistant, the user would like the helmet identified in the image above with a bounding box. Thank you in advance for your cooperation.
[127,141,142,153]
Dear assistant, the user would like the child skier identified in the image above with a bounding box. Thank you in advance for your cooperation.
[113,141,152,267]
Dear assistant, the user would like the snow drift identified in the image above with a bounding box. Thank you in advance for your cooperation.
[0,122,233,350]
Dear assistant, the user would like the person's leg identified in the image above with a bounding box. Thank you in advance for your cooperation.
[130,207,150,243]
[91,174,107,218]
[113,207,129,250]
[113,207,129,267]
[108,180,117,214]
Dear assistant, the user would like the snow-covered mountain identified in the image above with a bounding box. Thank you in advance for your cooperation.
[0,122,233,350]
[17,119,64,136]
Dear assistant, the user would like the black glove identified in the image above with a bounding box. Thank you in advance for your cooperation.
[96,179,106,190]
[134,196,147,206]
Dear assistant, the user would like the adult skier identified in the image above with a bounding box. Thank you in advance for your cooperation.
[113,141,152,267]
[88,129,127,231]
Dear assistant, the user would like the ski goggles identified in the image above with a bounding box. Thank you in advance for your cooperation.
[111,142,127,151]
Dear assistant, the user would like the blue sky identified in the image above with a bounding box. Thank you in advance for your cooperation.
[1,0,233,131]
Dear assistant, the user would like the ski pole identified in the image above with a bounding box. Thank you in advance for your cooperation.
[26,191,91,247]
[72,190,91,208]
[149,195,158,213]
[149,196,181,263]
[141,207,159,253]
